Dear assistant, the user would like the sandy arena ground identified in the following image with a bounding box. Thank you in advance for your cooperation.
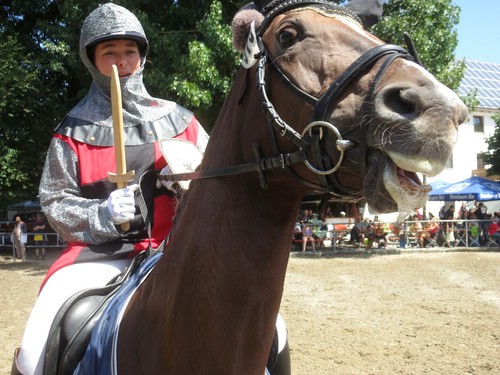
[1,248,499,374]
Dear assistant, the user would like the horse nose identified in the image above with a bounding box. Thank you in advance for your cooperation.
[376,83,468,128]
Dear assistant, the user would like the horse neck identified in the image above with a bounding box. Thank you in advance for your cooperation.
[177,66,308,244]
[121,69,304,373]
[166,64,307,271]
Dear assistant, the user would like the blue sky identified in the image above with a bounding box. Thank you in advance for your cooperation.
[453,0,500,64]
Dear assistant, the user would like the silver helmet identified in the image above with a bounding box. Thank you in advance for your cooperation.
[80,2,149,65]
[65,3,179,143]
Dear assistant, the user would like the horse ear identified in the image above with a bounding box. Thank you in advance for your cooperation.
[345,0,383,28]
[232,3,265,52]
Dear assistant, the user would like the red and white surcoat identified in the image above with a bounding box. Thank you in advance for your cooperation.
[39,104,207,290]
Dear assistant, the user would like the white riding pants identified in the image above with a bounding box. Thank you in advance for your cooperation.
[17,259,130,375]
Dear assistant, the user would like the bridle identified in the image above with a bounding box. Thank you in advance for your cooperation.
[257,41,415,198]
[160,1,421,198]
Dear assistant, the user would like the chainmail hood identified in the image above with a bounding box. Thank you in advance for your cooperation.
[67,3,176,130]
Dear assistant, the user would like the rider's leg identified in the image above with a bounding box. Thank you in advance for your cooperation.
[267,314,291,375]
[16,259,130,375]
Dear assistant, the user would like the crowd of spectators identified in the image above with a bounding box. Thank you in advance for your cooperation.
[292,201,500,251]
[395,203,500,249]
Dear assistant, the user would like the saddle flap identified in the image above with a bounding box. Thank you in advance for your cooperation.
[159,138,203,190]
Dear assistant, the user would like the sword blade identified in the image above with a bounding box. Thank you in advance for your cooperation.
[109,64,135,232]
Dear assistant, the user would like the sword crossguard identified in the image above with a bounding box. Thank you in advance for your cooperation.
[108,170,136,187]
[108,170,136,232]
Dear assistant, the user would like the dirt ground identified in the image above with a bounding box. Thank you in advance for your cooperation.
[1,248,499,375]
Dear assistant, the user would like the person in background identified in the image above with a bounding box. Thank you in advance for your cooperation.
[293,219,304,247]
[417,217,440,248]
[302,223,316,252]
[438,205,447,221]
[368,216,388,248]
[473,202,488,243]
[317,218,330,248]
[469,222,480,246]
[442,205,456,246]
[33,213,47,260]
[458,202,468,220]
[13,4,208,374]
[12,214,27,260]
[392,221,405,249]
[349,219,364,246]
[488,215,500,244]
[465,209,480,247]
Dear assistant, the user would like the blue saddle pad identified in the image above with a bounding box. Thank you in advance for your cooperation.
[74,252,161,375]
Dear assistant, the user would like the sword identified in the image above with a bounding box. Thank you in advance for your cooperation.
[108,64,135,232]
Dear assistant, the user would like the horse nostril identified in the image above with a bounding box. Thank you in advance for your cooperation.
[382,87,419,116]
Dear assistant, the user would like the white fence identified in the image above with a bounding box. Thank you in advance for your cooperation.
[307,219,499,250]
[1,232,66,260]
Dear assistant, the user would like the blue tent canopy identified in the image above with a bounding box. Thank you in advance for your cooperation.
[429,179,450,190]
[428,176,500,201]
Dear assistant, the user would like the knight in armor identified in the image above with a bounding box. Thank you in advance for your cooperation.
[13,4,208,374]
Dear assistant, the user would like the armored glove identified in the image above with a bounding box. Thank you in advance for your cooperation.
[106,184,139,225]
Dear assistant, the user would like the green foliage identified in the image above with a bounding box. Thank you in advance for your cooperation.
[0,33,56,211]
[482,114,500,177]
[167,2,240,126]
[460,89,480,113]
[372,0,465,91]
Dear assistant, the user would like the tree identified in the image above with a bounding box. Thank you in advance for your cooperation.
[145,1,242,127]
[370,0,465,91]
[0,33,58,209]
[482,114,500,177]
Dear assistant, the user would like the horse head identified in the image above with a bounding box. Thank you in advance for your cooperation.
[231,0,468,214]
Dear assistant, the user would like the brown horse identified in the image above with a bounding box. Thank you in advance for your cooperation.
[113,1,467,374]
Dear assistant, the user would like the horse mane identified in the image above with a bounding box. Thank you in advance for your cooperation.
[169,186,191,235]
[169,178,200,237]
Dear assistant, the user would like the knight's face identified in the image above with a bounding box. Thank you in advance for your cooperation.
[93,39,141,78]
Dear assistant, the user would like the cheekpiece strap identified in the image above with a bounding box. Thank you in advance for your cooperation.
[242,21,261,69]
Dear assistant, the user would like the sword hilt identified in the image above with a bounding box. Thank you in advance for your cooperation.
[108,171,136,232]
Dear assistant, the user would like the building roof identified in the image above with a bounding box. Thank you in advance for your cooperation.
[458,59,500,110]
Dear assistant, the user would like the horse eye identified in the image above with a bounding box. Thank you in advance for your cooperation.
[279,28,298,48]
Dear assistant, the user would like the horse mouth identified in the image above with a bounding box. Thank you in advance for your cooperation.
[383,159,433,213]
[363,149,439,213]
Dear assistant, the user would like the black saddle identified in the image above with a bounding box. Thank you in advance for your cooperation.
[43,252,145,375]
